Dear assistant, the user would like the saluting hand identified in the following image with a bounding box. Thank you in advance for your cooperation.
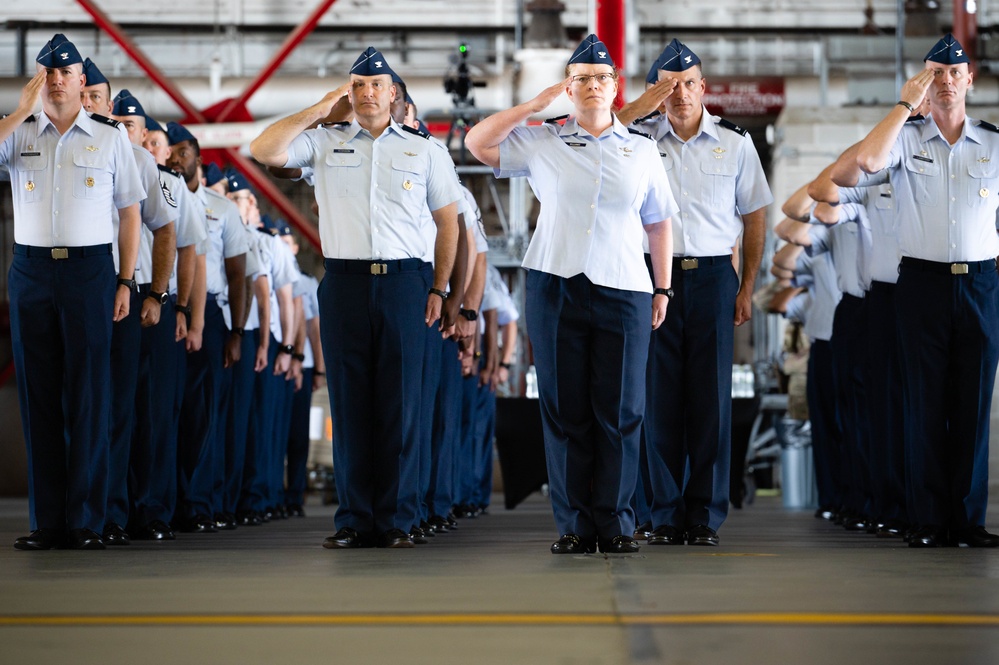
[619,77,679,123]
[314,83,352,124]
[901,69,935,110]
[651,293,669,330]
[18,71,45,116]
[529,78,571,114]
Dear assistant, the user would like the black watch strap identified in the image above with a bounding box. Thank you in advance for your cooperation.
[292,352,306,362]
[117,277,137,292]
[231,327,245,337]
[278,344,295,356]
[428,287,448,301]
[175,303,192,327]
[147,290,168,305]
[654,287,674,298]
[459,308,479,321]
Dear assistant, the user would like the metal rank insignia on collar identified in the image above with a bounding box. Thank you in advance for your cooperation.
[403,180,413,191]
[25,181,34,192]
[86,145,98,152]
[85,177,95,188]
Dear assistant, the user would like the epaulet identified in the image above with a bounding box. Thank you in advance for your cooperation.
[717,118,748,136]
[327,120,350,128]
[257,227,277,236]
[978,120,999,133]
[89,113,121,129]
[544,114,569,125]
[628,128,652,140]
[402,124,430,139]
[23,115,36,123]
[203,187,227,203]
[635,110,662,124]
[905,114,926,124]
[157,164,181,177]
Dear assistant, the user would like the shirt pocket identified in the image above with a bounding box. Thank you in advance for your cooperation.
[323,151,363,197]
[388,158,425,204]
[15,153,47,203]
[72,149,112,200]
[700,157,738,208]
[903,156,940,206]
[966,160,998,208]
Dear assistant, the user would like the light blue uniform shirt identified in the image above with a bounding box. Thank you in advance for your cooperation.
[496,116,677,293]
[163,169,209,296]
[808,212,865,299]
[297,274,320,368]
[117,144,173,278]
[196,184,248,296]
[418,137,472,263]
[799,226,842,342]
[885,115,999,262]
[637,106,773,257]
[284,119,460,260]
[226,227,267,332]
[266,234,300,344]
[0,108,144,246]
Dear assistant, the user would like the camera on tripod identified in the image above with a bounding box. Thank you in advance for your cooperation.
[443,43,487,108]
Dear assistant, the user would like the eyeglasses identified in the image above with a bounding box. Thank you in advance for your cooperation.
[570,73,617,86]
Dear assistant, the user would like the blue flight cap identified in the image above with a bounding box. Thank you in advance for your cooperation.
[656,38,701,73]
[166,121,196,146]
[350,47,397,78]
[112,89,145,117]
[203,163,225,187]
[36,33,83,68]
[144,115,164,134]
[226,169,252,193]
[924,33,971,65]
[405,92,414,106]
[274,219,292,236]
[645,52,665,85]
[567,34,615,67]
[82,58,109,87]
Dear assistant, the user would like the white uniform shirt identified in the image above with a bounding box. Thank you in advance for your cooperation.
[0,108,145,246]
[638,107,773,257]
[284,120,460,260]
[886,115,999,262]
[497,116,677,293]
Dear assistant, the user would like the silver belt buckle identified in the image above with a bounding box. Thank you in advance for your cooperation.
[370,263,388,275]
[951,263,969,275]
[681,258,699,271]
[51,248,69,260]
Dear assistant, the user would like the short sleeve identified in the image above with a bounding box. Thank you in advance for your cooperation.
[111,129,145,210]
[424,142,461,213]
[496,125,543,179]
[734,139,774,215]
[136,150,172,232]
[284,130,320,170]
[639,147,679,225]
[220,200,249,259]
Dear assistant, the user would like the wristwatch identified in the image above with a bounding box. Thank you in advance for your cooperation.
[230,327,245,337]
[147,290,168,305]
[117,276,137,292]
[278,344,295,356]
[654,287,674,298]
[459,308,479,321]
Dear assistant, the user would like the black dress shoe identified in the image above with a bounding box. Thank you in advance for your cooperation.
[213,513,237,531]
[275,505,288,520]
[418,520,436,537]
[427,515,451,533]
[876,519,906,538]
[686,524,719,546]
[841,512,869,531]
[182,514,218,533]
[131,520,175,541]
[69,529,106,550]
[550,534,597,554]
[237,511,262,527]
[647,525,685,546]
[286,504,306,518]
[633,521,653,540]
[599,535,641,554]
[379,528,415,548]
[814,507,837,521]
[409,526,430,544]
[952,526,999,548]
[323,527,368,549]
[908,525,945,548]
[102,523,130,546]
[14,529,66,551]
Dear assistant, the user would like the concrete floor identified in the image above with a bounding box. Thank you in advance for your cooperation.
[2,493,999,665]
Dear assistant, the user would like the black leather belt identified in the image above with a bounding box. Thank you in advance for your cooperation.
[323,258,427,275]
[673,255,731,271]
[900,256,997,275]
[13,243,112,259]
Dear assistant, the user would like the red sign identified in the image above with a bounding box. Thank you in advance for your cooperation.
[703,77,785,117]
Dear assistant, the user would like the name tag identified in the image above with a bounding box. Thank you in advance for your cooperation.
[880,192,892,198]
[912,154,933,163]
[20,151,41,157]
[564,142,586,148]
[333,148,354,154]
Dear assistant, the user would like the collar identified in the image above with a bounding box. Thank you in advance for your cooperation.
[339,118,401,141]
[660,105,717,143]
[35,106,93,138]
[919,113,975,145]
[558,114,630,140]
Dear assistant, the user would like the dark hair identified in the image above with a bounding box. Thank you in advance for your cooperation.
[394,79,408,102]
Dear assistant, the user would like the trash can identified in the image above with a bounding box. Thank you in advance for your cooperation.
[776,418,818,509]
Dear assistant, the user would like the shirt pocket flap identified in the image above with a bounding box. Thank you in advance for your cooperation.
[700,158,738,177]
[968,161,997,178]
[903,155,940,177]
[325,151,362,168]
[17,153,47,171]
[390,157,421,175]
[73,149,110,170]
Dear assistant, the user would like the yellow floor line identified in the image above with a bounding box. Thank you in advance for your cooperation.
[1,612,998,628]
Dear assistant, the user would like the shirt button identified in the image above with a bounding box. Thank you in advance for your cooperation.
[587,229,592,234]
[951,174,956,179]
[951,220,957,224]
[590,204,595,209]
[55,187,59,192]
[952,243,957,249]
[951,197,956,202]
[594,179,598,184]
[682,191,688,197]
[56,164,61,169]
[684,167,689,172]
[919,168,924,173]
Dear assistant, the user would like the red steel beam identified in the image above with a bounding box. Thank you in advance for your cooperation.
[595,0,626,108]
[75,0,206,122]
[217,0,340,122]
[225,149,322,251]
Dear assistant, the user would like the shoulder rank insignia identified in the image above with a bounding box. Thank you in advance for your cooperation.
[635,110,662,124]
[627,128,652,140]
[978,120,999,134]
[905,114,925,123]
[329,120,351,127]
[544,114,569,125]
[401,124,430,139]
[89,113,122,129]
[157,164,181,177]
[717,118,748,136]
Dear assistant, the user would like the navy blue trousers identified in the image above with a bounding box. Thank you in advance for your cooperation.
[319,261,430,534]
[222,331,255,514]
[177,297,226,520]
[865,281,907,523]
[455,374,479,506]
[645,258,737,531]
[525,270,649,540]
[896,260,999,529]
[269,371,295,508]
[284,368,314,507]
[806,339,843,511]
[427,339,462,517]
[107,288,143,528]
[830,294,872,516]
[417,328,443,522]
[471,379,497,507]
[10,249,115,533]
[239,333,278,514]
[131,296,181,527]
